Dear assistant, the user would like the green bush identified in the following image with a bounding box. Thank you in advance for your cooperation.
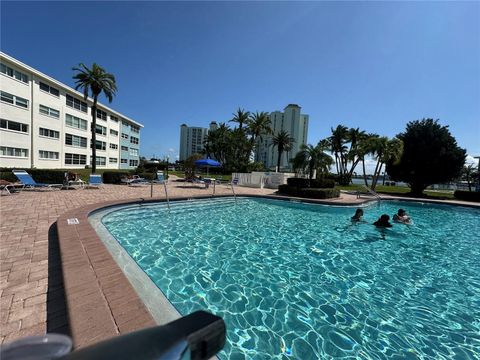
[299,188,340,199]
[278,184,340,199]
[138,172,156,181]
[287,178,310,188]
[278,184,296,195]
[1,168,65,184]
[454,190,480,202]
[102,171,130,184]
[310,179,335,188]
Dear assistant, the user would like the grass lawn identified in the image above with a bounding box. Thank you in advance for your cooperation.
[336,184,455,200]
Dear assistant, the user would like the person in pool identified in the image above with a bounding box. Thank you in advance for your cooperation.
[393,209,412,224]
[351,208,365,222]
[373,214,392,228]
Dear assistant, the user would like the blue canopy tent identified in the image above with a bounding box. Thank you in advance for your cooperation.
[194,159,221,176]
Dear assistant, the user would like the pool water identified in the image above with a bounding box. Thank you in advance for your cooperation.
[102,197,480,359]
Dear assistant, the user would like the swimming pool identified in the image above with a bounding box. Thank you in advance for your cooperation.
[100,197,480,359]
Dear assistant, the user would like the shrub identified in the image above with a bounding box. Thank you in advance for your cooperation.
[1,168,65,184]
[138,172,156,181]
[102,171,130,184]
[278,184,297,196]
[278,184,340,199]
[454,190,480,202]
[299,188,340,199]
[287,178,310,188]
[310,178,335,188]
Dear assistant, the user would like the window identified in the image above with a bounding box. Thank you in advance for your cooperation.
[110,115,119,122]
[96,109,107,120]
[91,140,106,151]
[131,125,140,134]
[90,156,106,166]
[39,127,59,139]
[39,82,59,97]
[130,136,139,145]
[39,104,60,118]
[122,121,129,127]
[109,157,118,163]
[121,158,128,164]
[95,124,107,136]
[1,63,28,83]
[65,114,87,130]
[121,146,128,151]
[65,153,86,165]
[66,94,87,113]
[1,91,29,108]
[129,148,138,156]
[0,119,28,133]
[110,129,118,136]
[121,133,129,139]
[109,143,118,150]
[0,146,28,157]
[65,133,87,148]
[129,160,138,167]
[39,150,59,160]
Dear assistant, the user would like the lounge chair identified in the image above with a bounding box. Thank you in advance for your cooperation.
[86,174,103,188]
[154,171,165,184]
[0,180,22,195]
[12,170,62,190]
[121,175,148,186]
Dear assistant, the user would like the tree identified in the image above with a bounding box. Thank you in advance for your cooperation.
[358,133,380,186]
[292,143,333,180]
[73,63,117,174]
[230,108,250,130]
[247,111,272,144]
[370,137,403,190]
[461,164,478,192]
[184,153,204,179]
[386,119,466,196]
[272,130,295,172]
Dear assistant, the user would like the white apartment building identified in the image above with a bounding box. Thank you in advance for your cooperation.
[0,52,143,170]
[179,121,217,161]
[255,104,309,170]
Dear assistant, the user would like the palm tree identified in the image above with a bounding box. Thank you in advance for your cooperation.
[370,137,403,190]
[328,125,349,183]
[230,108,250,130]
[72,63,117,174]
[272,130,295,172]
[293,143,333,180]
[247,111,272,144]
[358,133,379,186]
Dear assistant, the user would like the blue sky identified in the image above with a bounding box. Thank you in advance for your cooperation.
[2,1,479,164]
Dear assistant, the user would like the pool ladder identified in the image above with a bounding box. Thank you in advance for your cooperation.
[359,185,382,202]
[163,181,171,210]
[230,182,237,204]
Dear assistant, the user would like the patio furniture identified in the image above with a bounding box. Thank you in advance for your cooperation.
[86,174,103,188]
[12,170,62,190]
[0,180,22,195]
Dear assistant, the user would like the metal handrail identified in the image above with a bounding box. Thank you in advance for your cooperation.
[163,182,171,210]
[360,185,382,201]
[230,182,237,203]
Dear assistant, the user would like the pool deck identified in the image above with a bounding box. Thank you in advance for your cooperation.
[0,181,478,347]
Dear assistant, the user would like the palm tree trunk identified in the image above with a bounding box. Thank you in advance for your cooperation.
[91,98,98,174]
[362,158,369,187]
[371,160,382,190]
[277,147,283,172]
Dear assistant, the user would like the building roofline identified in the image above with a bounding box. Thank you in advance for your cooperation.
[0,52,143,128]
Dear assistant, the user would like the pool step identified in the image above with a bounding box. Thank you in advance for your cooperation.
[103,198,244,223]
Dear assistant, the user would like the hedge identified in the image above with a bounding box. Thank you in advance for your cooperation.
[102,171,130,184]
[278,184,340,199]
[454,190,480,202]
[287,178,310,188]
[286,178,335,189]
[1,168,65,184]
[310,178,335,188]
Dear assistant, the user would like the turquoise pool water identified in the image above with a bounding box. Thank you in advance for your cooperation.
[101,198,480,359]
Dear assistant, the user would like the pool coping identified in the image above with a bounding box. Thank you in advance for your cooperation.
[56,193,479,348]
